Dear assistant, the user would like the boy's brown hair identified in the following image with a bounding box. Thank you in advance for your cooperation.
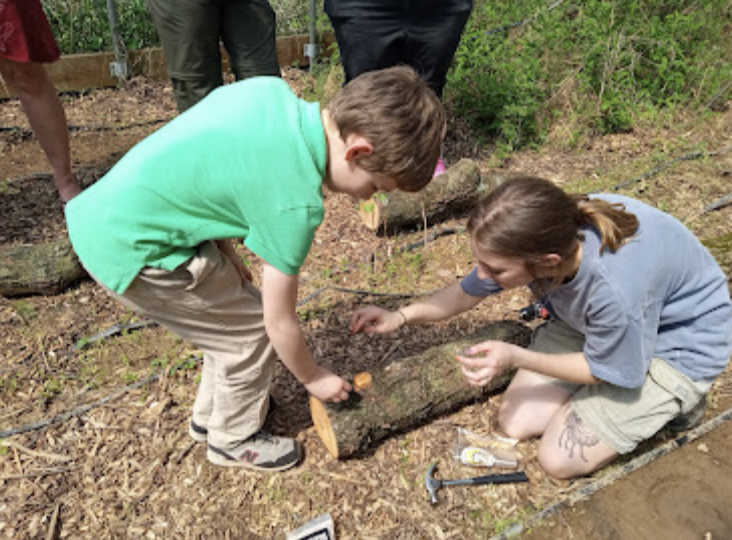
[327,66,447,192]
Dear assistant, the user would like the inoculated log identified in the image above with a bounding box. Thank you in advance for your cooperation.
[0,239,87,297]
[310,320,532,459]
[357,159,513,235]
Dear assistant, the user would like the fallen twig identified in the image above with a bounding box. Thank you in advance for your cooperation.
[73,320,157,350]
[1,440,73,462]
[45,503,62,540]
[0,466,80,481]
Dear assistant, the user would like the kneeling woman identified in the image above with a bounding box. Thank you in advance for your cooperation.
[351,177,732,479]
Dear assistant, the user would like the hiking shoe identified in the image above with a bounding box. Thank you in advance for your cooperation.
[188,395,278,443]
[668,395,707,433]
[433,156,447,177]
[207,431,302,471]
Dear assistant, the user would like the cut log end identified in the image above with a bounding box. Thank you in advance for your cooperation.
[310,396,340,459]
[357,158,483,234]
[310,372,373,459]
[357,199,383,231]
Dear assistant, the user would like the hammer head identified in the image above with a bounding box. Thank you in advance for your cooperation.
[424,462,443,504]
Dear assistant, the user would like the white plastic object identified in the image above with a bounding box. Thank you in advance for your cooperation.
[286,513,335,540]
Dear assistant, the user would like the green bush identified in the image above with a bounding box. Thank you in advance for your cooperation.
[448,0,732,151]
[42,0,321,54]
[43,0,159,53]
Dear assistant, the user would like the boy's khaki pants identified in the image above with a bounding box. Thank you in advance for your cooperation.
[100,241,275,451]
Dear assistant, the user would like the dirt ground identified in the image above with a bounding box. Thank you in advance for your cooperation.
[1,70,731,540]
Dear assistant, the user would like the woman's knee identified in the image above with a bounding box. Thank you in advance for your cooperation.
[536,441,597,480]
[536,423,619,480]
[498,400,541,440]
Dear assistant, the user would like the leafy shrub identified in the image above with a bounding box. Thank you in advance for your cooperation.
[448,0,732,150]
[43,0,159,53]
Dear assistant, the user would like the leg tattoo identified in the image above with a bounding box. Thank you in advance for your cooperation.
[558,410,600,462]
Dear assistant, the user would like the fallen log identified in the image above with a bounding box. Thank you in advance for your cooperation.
[357,159,513,235]
[310,320,532,459]
[0,239,87,297]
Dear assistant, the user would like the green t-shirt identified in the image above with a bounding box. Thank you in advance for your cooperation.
[66,78,327,293]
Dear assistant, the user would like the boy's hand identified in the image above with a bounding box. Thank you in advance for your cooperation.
[304,366,353,403]
[351,306,403,334]
[454,340,517,387]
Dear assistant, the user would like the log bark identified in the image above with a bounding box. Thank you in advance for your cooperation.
[0,239,87,297]
[357,159,514,235]
[310,320,532,459]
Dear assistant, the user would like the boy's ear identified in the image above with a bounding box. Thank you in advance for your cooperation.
[344,134,374,162]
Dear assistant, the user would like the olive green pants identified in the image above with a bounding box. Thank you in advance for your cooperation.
[146,0,281,112]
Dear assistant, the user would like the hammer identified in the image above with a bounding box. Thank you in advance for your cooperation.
[424,462,529,504]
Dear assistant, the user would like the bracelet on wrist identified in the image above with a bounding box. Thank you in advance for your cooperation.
[397,309,408,327]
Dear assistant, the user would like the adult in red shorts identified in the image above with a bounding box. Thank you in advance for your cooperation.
[0,0,80,202]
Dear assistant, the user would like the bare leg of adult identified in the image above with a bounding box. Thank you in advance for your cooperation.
[498,368,574,439]
[537,403,618,479]
[0,58,80,202]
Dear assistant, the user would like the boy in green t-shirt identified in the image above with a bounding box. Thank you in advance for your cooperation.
[65,66,445,472]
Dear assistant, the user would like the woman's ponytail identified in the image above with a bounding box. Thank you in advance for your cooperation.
[574,195,638,252]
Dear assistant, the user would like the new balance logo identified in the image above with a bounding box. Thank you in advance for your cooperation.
[237,449,260,463]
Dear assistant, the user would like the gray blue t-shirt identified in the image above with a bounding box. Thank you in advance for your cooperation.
[461,194,732,388]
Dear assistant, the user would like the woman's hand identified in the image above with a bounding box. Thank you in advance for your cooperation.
[454,340,520,387]
[351,305,404,335]
[303,366,353,403]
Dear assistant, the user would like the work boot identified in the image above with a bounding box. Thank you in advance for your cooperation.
[207,431,302,471]
[667,395,707,433]
[188,395,278,443]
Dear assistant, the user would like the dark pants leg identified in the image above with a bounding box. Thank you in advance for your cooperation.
[146,0,280,112]
[146,0,224,112]
[327,3,472,98]
[405,10,472,98]
[221,0,281,81]
[328,13,406,85]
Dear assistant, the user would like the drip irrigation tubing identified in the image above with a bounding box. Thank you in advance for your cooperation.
[612,143,732,192]
[703,191,732,214]
[488,404,732,540]
[0,355,200,440]
[0,117,171,135]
